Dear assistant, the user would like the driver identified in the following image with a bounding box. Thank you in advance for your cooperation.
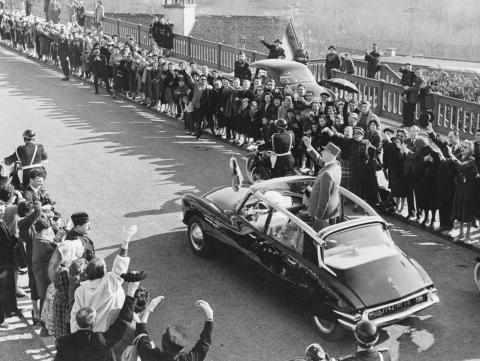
[270,119,295,178]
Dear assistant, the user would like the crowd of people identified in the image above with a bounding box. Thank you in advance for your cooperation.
[1,8,479,242]
[1,7,480,360]
[0,131,214,360]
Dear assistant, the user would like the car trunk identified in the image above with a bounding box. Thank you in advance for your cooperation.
[332,255,427,307]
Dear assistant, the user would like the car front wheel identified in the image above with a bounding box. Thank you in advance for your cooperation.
[187,215,212,257]
[312,315,346,341]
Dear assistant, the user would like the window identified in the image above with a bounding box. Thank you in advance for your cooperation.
[279,69,315,85]
[323,223,397,269]
[238,194,271,232]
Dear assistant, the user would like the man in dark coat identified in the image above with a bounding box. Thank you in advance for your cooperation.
[426,124,461,232]
[0,209,19,326]
[234,51,252,82]
[191,74,214,139]
[325,45,341,79]
[293,42,310,65]
[261,38,285,59]
[54,280,139,361]
[399,64,422,127]
[89,44,111,94]
[58,31,70,81]
[65,212,95,261]
[402,126,427,219]
[302,139,342,230]
[4,129,48,187]
[364,43,381,78]
[135,298,214,361]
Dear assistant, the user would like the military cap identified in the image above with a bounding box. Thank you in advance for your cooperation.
[324,142,341,157]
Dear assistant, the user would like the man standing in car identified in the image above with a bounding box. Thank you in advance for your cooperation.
[302,139,341,230]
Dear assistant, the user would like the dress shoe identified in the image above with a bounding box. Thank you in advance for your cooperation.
[61,77,70,81]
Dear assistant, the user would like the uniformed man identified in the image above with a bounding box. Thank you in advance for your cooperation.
[302,139,342,230]
[4,130,48,188]
[270,118,295,178]
[65,212,95,261]
[339,321,391,361]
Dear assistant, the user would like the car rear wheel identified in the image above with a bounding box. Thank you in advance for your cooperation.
[474,261,480,292]
[187,215,212,257]
[312,315,346,341]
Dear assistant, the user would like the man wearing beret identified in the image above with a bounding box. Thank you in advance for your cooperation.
[136,298,214,361]
[302,139,342,230]
[4,130,48,188]
[66,212,95,261]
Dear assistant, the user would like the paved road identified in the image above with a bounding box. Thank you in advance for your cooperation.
[1,46,480,361]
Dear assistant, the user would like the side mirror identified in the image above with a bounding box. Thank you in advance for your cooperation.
[325,239,338,249]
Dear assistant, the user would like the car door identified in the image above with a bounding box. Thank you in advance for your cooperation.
[261,216,318,302]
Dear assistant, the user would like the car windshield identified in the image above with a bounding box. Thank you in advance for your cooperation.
[279,68,314,85]
[323,223,398,270]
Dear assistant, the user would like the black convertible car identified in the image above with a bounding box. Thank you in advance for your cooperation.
[182,176,439,340]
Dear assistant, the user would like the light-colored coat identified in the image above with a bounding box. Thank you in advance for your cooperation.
[307,149,342,220]
[70,254,129,333]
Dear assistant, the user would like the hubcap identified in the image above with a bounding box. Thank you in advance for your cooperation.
[190,223,204,251]
[313,315,335,334]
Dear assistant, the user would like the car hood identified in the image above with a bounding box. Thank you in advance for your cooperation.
[204,185,249,212]
[332,255,428,307]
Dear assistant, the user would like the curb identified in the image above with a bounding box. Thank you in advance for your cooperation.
[2,43,479,255]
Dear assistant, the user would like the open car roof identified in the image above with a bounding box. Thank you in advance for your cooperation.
[249,176,382,245]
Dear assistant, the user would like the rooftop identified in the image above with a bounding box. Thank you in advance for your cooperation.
[190,15,293,53]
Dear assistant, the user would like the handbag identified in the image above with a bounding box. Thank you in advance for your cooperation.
[120,333,147,361]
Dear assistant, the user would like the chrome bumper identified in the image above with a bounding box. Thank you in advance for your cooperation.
[334,288,440,331]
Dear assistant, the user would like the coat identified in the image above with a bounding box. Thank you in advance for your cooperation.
[135,321,213,361]
[307,150,341,220]
[234,60,252,81]
[55,296,136,361]
[32,233,57,299]
[364,51,381,78]
[70,254,129,333]
[66,229,95,261]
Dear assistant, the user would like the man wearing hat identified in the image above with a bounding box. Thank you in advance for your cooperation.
[135,299,214,361]
[260,36,285,59]
[269,118,295,178]
[302,138,342,230]
[4,130,48,187]
[66,212,95,261]
[325,45,341,79]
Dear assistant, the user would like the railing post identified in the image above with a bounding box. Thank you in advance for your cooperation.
[252,50,257,63]
[117,19,120,37]
[377,79,385,116]
[217,42,222,70]
[187,36,192,59]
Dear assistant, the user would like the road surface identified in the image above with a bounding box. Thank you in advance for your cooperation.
[0,46,479,361]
